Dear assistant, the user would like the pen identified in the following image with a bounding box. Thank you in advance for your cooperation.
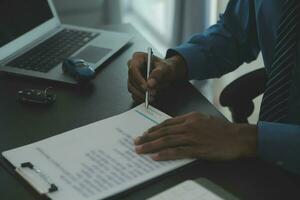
[145,47,153,109]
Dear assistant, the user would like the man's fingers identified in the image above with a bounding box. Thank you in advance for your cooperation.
[147,68,163,89]
[131,94,143,103]
[135,124,187,145]
[147,62,170,89]
[147,117,186,133]
[129,61,147,90]
[128,80,145,102]
[151,146,210,161]
[128,52,173,100]
[129,75,146,94]
[127,55,147,91]
[135,135,190,154]
[128,51,176,103]
[150,146,199,161]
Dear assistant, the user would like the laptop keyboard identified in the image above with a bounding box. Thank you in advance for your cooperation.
[7,29,100,73]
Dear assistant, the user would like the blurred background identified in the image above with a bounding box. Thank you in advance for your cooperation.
[52,0,263,123]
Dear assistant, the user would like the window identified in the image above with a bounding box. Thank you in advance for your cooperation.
[121,0,176,54]
[121,0,227,54]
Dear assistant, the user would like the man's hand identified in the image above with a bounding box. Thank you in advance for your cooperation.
[127,52,188,103]
[134,112,258,161]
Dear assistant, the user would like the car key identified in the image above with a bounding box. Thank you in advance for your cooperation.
[18,87,56,105]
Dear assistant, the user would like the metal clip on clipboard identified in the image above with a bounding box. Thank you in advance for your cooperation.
[17,162,58,194]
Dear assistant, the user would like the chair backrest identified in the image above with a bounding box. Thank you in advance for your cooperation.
[219,68,267,123]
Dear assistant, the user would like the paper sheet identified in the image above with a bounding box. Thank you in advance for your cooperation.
[147,180,224,200]
[2,104,194,200]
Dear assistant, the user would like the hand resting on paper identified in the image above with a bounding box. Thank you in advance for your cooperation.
[134,112,258,161]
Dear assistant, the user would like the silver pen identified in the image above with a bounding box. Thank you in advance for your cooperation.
[145,47,153,109]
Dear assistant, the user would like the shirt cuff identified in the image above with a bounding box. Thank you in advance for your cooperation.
[166,43,210,80]
[258,121,300,174]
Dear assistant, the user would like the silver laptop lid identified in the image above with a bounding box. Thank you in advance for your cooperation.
[0,0,60,61]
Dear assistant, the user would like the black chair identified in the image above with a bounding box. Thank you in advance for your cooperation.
[219,68,267,123]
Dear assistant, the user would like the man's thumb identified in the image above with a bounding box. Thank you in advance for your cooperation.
[147,64,168,89]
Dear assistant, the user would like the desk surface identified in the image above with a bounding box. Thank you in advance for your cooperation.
[0,24,299,200]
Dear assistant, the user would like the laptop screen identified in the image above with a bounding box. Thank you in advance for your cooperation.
[0,0,53,47]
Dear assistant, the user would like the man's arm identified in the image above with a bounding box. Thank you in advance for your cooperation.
[127,0,260,102]
[167,0,300,174]
[167,0,260,80]
[258,122,300,174]
[128,0,300,175]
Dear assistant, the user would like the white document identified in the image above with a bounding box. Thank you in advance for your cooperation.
[147,180,224,200]
[2,104,194,200]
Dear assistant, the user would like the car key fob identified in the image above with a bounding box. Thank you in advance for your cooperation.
[18,87,56,105]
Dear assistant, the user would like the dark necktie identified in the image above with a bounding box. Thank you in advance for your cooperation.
[259,0,299,122]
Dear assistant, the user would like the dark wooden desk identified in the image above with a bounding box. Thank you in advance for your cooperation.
[0,24,299,200]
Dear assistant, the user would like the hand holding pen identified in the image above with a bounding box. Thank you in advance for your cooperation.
[127,49,188,104]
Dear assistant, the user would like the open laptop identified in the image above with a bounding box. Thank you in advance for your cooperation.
[0,0,131,84]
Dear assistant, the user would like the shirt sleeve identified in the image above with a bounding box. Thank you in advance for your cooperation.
[258,121,300,175]
[166,0,260,80]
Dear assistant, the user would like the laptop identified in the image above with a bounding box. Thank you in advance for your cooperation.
[0,0,131,84]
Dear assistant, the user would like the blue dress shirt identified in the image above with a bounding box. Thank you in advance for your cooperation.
[167,0,300,174]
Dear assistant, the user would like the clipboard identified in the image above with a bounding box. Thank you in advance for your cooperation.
[0,156,59,200]
[17,162,58,194]
[1,104,195,200]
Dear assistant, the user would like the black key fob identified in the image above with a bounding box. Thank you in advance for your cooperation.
[18,87,56,105]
